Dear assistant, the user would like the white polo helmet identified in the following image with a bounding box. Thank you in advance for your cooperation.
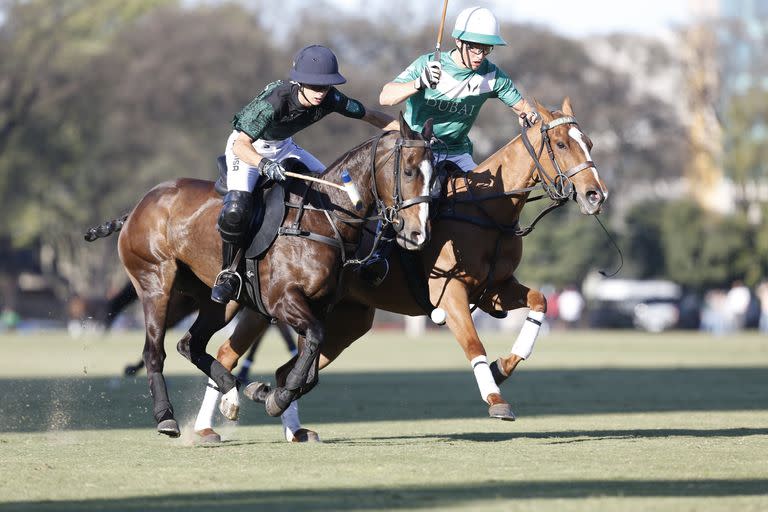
[451,6,507,46]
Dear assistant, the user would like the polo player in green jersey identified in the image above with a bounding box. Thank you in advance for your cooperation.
[380,6,538,173]
[211,44,398,305]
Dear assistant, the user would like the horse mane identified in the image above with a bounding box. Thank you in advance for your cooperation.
[320,130,402,177]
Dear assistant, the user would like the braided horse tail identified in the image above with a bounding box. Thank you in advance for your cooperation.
[84,214,129,242]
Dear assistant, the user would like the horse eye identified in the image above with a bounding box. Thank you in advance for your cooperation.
[557,141,567,149]
[404,168,414,177]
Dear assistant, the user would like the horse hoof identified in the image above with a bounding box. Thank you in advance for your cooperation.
[218,387,240,421]
[265,389,287,417]
[244,381,271,403]
[488,403,516,421]
[196,428,222,444]
[288,427,321,443]
[157,419,180,437]
[218,399,239,421]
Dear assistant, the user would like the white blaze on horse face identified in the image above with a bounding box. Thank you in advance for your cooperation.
[568,126,607,198]
[417,158,433,243]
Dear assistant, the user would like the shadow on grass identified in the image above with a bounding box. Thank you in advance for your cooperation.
[2,479,768,511]
[1,367,766,433]
[322,427,768,445]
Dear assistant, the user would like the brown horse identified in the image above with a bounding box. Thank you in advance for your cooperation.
[194,98,609,440]
[111,116,434,436]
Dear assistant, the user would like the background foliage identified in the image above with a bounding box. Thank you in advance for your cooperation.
[0,0,765,307]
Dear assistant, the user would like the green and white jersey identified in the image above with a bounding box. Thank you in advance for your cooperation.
[394,51,522,155]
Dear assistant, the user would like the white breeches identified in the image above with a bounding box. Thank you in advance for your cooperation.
[224,130,325,192]
[439,152,478,173]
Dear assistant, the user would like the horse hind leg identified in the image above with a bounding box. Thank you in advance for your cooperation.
[176,298,241,420]
[128,263,180,437]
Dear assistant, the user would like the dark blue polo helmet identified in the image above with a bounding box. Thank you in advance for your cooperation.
[289,45,346,86]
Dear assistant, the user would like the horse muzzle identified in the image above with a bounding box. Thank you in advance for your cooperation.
[576,187,606,215]
[397,223,430,251]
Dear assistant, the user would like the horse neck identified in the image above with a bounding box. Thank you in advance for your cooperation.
[321,137,380,218]
[451,128,543,221]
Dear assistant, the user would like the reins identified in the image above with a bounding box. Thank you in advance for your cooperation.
[438,114,595,237]
[277,131,432,267]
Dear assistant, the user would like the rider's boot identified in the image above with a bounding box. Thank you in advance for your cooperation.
[211,190,252,304]
[211,240,242,304]
[359,224,395,287]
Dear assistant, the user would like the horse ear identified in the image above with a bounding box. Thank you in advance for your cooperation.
[533,98,553,123]
[562,97,574,116]
[399,111,414,138]
[421,117,434,140]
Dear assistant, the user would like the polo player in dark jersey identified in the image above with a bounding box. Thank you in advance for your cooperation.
[211,44,398,304]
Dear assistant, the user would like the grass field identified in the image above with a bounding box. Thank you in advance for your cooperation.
[0,327,767,511]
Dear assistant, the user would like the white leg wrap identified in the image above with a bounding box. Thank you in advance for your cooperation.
[281,401,302,441]
[511,310,545,360]
[471,355,500,402]
[193,379,221,432]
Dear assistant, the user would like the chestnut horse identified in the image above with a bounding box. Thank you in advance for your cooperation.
[193,98,609,440]
[110,117,434,436]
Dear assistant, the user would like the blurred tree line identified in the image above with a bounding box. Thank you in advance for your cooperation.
[0,0,765,308]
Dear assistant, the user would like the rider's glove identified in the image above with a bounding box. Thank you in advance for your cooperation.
[258,158,286,182]
[416,61,442,90]
[518,111,540,127]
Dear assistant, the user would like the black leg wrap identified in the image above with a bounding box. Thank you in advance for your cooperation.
[148,373,174,423]
[176,333,237,394]
[284,339,320,394]
[265,387,295,417]
[489,358,509,386]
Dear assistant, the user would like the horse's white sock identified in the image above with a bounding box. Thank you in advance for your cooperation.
[511,310,545,359]
[471,355,500,402]
[193,379,221,432]
[281,401,302,441]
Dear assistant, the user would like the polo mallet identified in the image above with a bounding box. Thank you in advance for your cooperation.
[430,0,450,89]
[284,170,362,210]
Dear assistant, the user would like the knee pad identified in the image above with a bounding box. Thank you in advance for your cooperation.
[218,190,252,243]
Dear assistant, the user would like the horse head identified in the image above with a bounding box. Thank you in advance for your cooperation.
[372,112,434,250]
[530,98,608,215]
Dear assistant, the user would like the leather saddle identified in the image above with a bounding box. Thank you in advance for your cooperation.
[214,155,290,260]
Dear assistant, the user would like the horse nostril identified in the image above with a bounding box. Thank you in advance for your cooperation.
[587,190,602,205]
[410,231,422,243]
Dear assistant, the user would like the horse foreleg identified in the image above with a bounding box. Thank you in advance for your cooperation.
[271,301,374,442]
[437,280,515,420]
[483,279,547,386]
[264,292,325,418]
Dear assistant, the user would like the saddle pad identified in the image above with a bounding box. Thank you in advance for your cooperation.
[245,181,287,259]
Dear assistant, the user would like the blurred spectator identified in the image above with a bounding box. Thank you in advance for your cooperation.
[725,280,751,331]
[701,289,728,334]
[757,281,768,333]
[558,285,585,329]
[545,287,560,326]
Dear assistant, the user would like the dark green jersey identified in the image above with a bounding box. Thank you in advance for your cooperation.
[232,81,366,141]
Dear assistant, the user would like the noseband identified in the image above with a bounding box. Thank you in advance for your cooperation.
[369,132,432,232]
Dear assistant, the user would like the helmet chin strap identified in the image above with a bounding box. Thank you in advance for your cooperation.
[298,84,313,107]
[456,42,471,69]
